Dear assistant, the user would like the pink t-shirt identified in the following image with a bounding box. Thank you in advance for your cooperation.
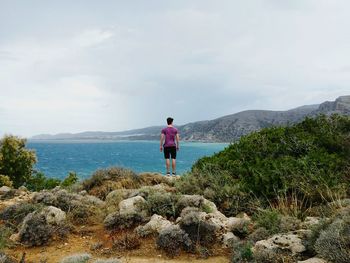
[162,126,178,147]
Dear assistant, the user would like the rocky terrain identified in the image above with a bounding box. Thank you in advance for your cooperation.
[1,170,348,263]
[31,95,350,142]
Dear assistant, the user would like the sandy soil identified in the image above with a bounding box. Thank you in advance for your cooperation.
[5,224,230,263]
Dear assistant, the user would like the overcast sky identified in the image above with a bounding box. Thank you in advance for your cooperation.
[1,0,349,137]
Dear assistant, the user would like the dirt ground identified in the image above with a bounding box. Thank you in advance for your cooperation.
[5,224,230,263]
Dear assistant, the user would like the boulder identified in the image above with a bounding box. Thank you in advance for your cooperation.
[225,213,251,233]
[253,233,306,256]
[222,232,240,248]
[105,189,135,208]
[135,214,173,237]
[42,206,66,225]
[119,196,147,216]
[0,186,11,195]
[18,186,28,192]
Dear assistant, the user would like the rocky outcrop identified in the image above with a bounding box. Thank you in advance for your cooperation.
[119,196,148,217]
[253,233,307,262]
[135,214,173,237]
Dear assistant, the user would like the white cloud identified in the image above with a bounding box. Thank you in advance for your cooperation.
[0,0,349,137]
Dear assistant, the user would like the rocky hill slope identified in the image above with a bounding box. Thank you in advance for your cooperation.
[31,95,350,142]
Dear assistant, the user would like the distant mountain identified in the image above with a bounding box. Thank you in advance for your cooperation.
[31,95,350,142]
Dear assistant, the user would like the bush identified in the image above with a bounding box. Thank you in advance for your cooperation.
[231,241,254,263]
[61,172,79,189]
[248,227,270,243]
[179,210,217,247]
[191,114,350,211]
[112,233,141,250]
[156,225,194,257]
[146,191,178,218]
[314,214,350,263]
[18,212,53,246]
[0,203,42,228]
[60,254,91,263]
[0,175,13,187]
[175,166,255,216]
[25,172,61,191]
[104,212,144,230]
[0,135,37,188]
[254,209,282,235]
[0,226,14,250]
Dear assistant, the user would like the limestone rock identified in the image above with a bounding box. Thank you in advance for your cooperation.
[222,232,239,248]
[135,214,173,237]
[254,233,306,256]
[0,186,11,195]
[119,196,147,216]
[42,206,66,225]
[225,214,251,232]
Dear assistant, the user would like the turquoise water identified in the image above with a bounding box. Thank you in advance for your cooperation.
[27,140,228,179]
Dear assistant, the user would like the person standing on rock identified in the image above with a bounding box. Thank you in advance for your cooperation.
[160,117,179,176]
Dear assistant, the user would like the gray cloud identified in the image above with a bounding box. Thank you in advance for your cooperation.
[0,0,349,136]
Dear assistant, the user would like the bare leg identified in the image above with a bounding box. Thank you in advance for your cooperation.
[166,159,170,174]
[172,159,176,174]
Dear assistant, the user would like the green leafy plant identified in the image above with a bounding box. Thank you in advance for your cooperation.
[61,172,79,189]
[25,172,61,191]
[0,135,37,188]
[188,114,350,215]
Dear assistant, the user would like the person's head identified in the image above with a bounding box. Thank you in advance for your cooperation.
[167,117,174,125]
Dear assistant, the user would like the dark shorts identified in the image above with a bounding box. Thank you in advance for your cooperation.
[164,146,176,159]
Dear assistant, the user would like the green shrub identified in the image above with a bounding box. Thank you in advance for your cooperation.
[0,225,14,250]
[25,172,61,191]
[254,209,282,235]
[0,175,13,187]
[61,172,79,189]
[0,135,37,188]
[146,191,178,218]
[231,241,254,263]
[175,166,255,216]
[314,214,350,263]
[82,167,139,192]
[190,114,350,213]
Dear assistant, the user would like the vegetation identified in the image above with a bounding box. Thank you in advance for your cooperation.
[0,135,37,188]
[0,175,13,187]
[25,171,61,191]
[61,171,79,188]
[179,114,350,215]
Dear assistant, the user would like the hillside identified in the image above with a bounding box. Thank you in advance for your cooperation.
[31,95,350,142]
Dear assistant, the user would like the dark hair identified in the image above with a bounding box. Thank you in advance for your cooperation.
[167,117,174,125]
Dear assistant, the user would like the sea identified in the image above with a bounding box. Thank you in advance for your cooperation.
[27,140,228,180]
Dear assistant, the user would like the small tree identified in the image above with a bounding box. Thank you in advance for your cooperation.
[0,135,37,187]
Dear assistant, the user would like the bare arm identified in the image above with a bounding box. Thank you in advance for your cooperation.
[176,133,180,150]
[160,133,164,152]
